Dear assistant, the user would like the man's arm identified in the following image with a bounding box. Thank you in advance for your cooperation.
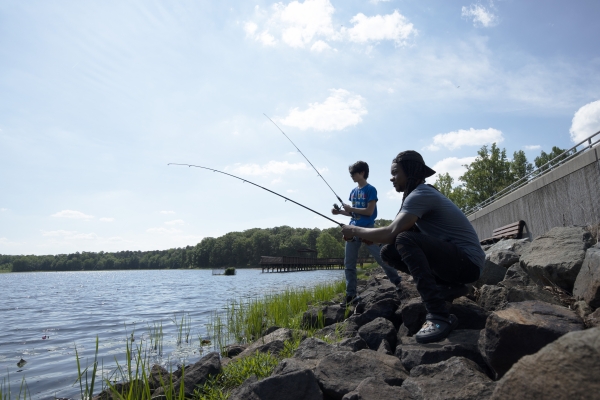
[341,212,418,244]
[342,199,376,216]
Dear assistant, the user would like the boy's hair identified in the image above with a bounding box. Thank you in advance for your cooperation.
[348,161,369,179]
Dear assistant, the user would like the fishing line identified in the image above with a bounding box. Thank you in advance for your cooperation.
[168,163,343,227]
[263,113,345,210]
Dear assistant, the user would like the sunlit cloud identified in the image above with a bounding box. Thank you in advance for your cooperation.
[51,210,94,220]
[310,40,332,52]
[160,210,175,214]
[230,161,310,176]
[430,156,477,184]
[342,10,417,46]
[427,128,503,151]
[280,89,367,131]
[570,100,600,143]
[461,3,499,28]
[0,237,20,246]
[99,217,114,222]
[42,230,77,237]
[524,145,541,150]
[0,208,7,212]
[41,230,98,240]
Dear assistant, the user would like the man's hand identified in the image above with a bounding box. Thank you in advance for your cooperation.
[341,224,355,238]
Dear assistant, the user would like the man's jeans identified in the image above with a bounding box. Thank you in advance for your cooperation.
[381,231,480,318]
[345,236,401,297]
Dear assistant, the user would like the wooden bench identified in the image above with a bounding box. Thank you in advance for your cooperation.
[480,220,526,245]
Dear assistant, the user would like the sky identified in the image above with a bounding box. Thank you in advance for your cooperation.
[1,0,600,256]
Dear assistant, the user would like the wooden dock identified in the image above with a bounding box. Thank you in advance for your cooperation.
[260,256,373,273]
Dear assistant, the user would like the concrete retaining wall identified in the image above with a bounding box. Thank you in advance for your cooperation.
[467,146,600,241]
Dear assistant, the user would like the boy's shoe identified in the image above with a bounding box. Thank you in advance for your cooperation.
[415,314,458,344]
[340,294,362,307]
[436,284,469,301]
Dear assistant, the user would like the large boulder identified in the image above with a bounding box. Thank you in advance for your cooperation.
[228,369,323,400]
[449,297,489,330]
[293,337,337,361]
[354,299,399,327]
[401,357,496,400]
[499,263,532,288]
[486,238,531,256]
[314,350,408,399]
[302,305,347,328]
[153,352,221,398]
[342,377,413,400]
[475,249,518,288]
[573,244,600,309]
[237,328,296,358]
[336,336,368,352]
[490,327,600,400]
[477,284,562,312]
[397,329,486,372]
[520,226,593,292]
[400,298,427,335]
[478,300,585,379]
[357,317,397,350]
[585,307,600,328]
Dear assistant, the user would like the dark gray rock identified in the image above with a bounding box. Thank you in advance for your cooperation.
[237,328,295,358]
[358,317,397,350]
[354,299,399,327]
[402,357,496,400]
[478,300,585,379]
[293,337,336,361]
[499,263,532,288]
[486,238,531,256]
[475,257,509,288]
[477,285,507,312]
[490,327,600,400]
[337,336,368,352]
[303,305,347,328]
[154,352,221,398]
[272,357,318,376]
[400,298,427,335]
[584,307,600,328]
[223,344,247,358]
[399,329,486,372]
[520,226,593,292]
[449,297,489,330]
[342,377,414,400]
[377,339,393,355]
[486,249,520,269]
[573,244,600,309]
[228,369,323,400]
[572,300,593,320]
[148,364,169,390]
[314,350,408,400]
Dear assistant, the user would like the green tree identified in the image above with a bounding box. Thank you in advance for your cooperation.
[511,150,533,181]
[433,172,454,198]
[534,146,572,172]
[460,143,512,207]
[316,232,344,258]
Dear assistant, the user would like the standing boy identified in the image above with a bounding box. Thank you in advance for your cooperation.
[332,161,403,306]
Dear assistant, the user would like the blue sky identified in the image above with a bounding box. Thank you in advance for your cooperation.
[1,0,599,255]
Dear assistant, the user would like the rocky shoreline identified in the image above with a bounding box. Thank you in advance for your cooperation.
[98,225,600,399]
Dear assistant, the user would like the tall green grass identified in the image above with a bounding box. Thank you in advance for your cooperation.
[0,372,30,400]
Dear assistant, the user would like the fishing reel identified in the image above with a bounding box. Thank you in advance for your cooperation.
[333,204,341,212]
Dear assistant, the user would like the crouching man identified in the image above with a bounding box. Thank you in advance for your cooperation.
[341,150,485,343]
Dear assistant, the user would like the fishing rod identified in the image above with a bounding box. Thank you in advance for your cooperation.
[168,163,343,227]
[263,114,345,212]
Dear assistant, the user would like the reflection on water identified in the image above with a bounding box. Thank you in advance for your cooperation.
[0,269,343,399]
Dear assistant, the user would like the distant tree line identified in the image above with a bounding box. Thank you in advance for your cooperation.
[0,223,393,273]
[433,144,574,212]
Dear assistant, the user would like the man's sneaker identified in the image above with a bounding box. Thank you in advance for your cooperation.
[394,281,402,292]
[436,284,469,301]
[340,295,362,307]
[415,314,458,344]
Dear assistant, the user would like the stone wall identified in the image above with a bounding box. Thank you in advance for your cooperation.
[468,146,600,240]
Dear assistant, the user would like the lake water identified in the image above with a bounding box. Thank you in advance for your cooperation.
[0,269,344,399]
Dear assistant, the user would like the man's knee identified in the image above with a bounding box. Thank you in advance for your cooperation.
[380,244,395,264]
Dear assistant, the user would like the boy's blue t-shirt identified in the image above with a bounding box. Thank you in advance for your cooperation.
[349,184,378,227]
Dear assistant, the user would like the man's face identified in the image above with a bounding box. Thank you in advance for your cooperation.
[390,162,407,192]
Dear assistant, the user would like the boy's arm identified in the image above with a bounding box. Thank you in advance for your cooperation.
[341,212,418,244]
[331,208,352,217]
[342,199,376,216]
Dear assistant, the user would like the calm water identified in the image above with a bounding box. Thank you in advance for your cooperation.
[0,269,343,399]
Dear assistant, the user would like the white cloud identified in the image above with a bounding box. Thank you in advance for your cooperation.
[370,0,391,4]
[280,89,367,131]
[524,145,541,150]
[244,21,258,36]
[0,208,7,212]
[99,217,114,222]
[287,189,299,193]
[51,210,94,220]
[430,156,477,183]
[570,100,600,143]
[257,31,277,46]
[276,0,337,48]
[461,4,499,28]
[71,233,98,240]
[160,210,175,214]
[146,227,182,234]
[343,10,417,46]
[427,128,503,151]
[42,230,77,237]
[165,219,185,226]
[0,237,20,246]
[310,40,331,52]
[230,161,310,176]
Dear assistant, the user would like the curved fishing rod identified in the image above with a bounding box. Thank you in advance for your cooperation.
[168,163,343,227]
[263,113,345,210]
